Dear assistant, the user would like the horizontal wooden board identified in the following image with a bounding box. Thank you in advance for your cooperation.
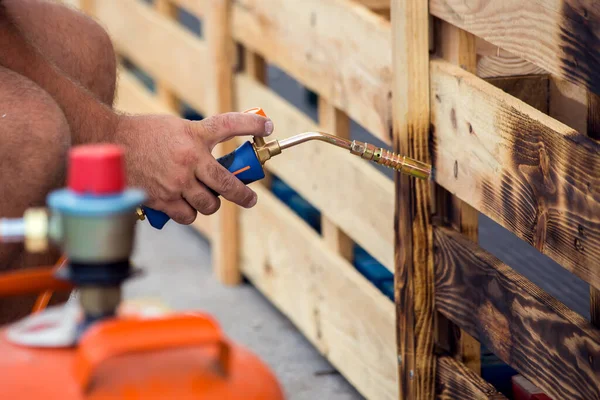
[115,68,176,116]
[354,0,389,10]
[435,226,600,400]
[235,74,394,271]
[95,0,216,116]
[430,0,600,95]
[430,58,600,289]
[477,55,547,79]
[232,0,393,145]
[436,356,507,400]
[239,185,397,400]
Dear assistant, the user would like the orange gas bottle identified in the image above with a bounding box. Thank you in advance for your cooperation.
[0,309,285,400]
[0,142,285,400]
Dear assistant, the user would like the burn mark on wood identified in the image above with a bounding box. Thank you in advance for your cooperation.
[559,1,600,95]
[477,102,600,287]
[436,356,507,399]
[434,227,600,400]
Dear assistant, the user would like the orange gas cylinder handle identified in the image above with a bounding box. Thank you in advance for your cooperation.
[0,264,73,298]
[74,313,231,391]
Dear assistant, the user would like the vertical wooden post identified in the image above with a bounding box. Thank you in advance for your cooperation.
[205,0,239,285]
[243,49,267,84]
[587,92,600,326]
[154,0,180,113]
[391,0,435,398]
[318,98,354,262]
[435,21,481,375]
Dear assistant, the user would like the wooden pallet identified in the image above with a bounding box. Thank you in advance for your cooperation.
[67,0,600,399]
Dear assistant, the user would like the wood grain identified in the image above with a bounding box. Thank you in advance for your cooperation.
[477,55,547,79]
[430,0,600,95]
[318,98,354,262]
[392,0,435,398]
[154,0,181,112]
[239,185,397,400]
[231,0,392,145]
[474,37,547,78]
[434,226,600,400]
[95,0,215,115]
[587,92,600,327]
[234,74,394,270]
[436,356,507,400]
[354,0,389,11]
[114,67,177,116]
[435,20,481,376]
[430,59,600,289]
[205,0,239,285]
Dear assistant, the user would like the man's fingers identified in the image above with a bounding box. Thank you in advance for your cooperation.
[195,112,274,146]
[162,199,198,225]
[196,156,258,208]
[183,181,221,215]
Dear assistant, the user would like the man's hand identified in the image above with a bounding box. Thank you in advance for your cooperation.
[115,112,274,225]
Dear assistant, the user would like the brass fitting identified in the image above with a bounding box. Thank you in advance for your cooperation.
[23,208,49,253]
[253,136,282,164]
[136,207,146,221]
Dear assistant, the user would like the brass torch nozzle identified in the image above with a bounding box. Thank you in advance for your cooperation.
[349,140,431,180]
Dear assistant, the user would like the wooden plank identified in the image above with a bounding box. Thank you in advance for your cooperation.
[204,0,239,285]
[436,356,507,400]
[231,0,392,145]
[587,92,600,327]
[239,185,397,400]
[243,49,267,84]
[392,0,434,398]
[318,97,354,262]
[430,58,600,289]
[154,0,181,112]
[477,55,547,79]
[434,226,600,400]
[430,0,600,95]
[114,68,176,116]
[435,20,481,376]
[354,0,389,10]
[234,74,394,270]
[475,37,547,78]
[154,0,179,110]
[95,0,215,116]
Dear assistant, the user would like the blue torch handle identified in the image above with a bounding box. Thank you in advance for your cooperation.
[143,140,266,230]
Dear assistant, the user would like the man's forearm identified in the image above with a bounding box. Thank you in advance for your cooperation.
[0,11,118,145]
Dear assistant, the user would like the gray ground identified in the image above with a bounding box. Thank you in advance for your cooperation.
[126,221,364,400]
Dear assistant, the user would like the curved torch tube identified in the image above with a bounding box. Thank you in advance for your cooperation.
[279,131,352,151]
[277,131,431,180]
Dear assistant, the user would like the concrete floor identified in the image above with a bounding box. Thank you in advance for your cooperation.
[126,221,363,400]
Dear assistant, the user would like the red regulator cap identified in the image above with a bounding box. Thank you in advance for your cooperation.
[67,144,126,195]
